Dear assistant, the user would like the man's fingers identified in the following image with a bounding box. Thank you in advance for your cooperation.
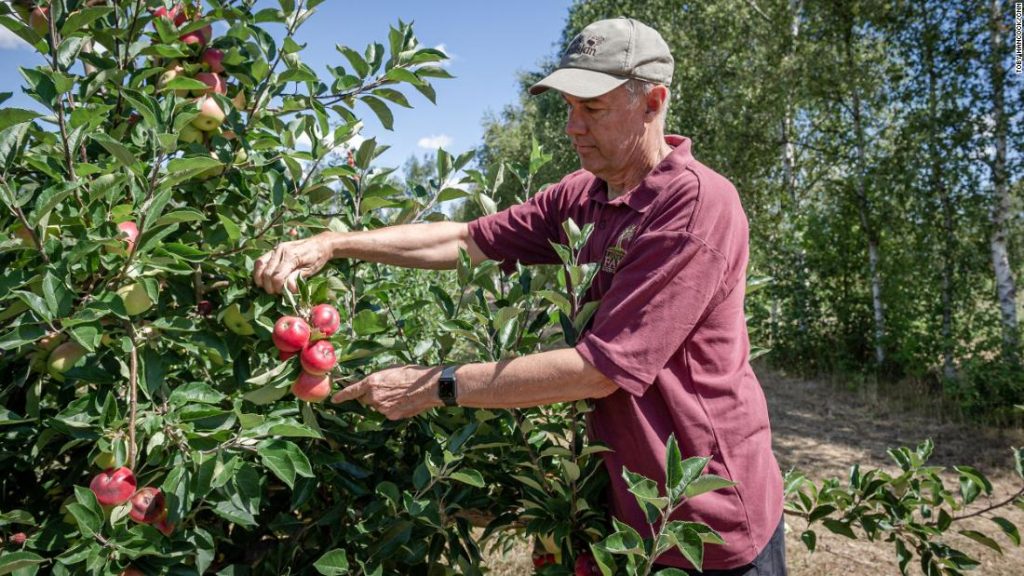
[252,253,268,286]
[285,271,300,294]
[262,246,289,293]
[331,380,368,404]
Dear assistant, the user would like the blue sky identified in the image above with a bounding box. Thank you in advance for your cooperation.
[0,1,573,170]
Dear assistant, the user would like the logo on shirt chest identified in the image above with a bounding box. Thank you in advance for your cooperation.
[601,225,637,274]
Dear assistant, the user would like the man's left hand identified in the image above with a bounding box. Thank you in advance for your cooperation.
[332,365,443,420]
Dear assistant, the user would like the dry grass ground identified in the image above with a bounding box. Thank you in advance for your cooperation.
[482,368,1024,575]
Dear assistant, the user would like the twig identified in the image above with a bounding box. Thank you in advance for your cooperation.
[127,322,139,469]
[0,175,50,263]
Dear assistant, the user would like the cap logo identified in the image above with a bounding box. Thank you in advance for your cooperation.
[567,34,605,57]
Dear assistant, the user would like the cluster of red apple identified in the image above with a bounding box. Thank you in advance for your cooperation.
[89,466,173,536]
[273,304,342,402]
[151,3,235,142]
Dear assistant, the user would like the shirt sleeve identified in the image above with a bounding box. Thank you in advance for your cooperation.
[575,231,730,397]
[467,185,563,274]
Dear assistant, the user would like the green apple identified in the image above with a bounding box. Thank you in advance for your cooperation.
[93,452,116,469]
[179,124,204,144]
[222,303,255,335]
[117,283,154,316]
[191,96,225,131]
[48,341,87,380]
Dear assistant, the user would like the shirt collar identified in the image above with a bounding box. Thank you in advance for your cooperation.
[588,135,694,213]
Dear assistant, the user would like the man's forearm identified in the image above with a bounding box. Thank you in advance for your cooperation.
[322,222,487,270]
[456,348,618,408]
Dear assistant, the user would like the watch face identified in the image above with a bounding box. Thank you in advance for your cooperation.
[438,379,456,400]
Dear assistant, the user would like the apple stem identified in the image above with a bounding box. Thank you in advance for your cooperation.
[127,322,139,469]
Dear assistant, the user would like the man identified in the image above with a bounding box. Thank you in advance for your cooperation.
[252,18,785,575]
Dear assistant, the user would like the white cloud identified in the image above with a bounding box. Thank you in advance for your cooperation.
[417,134,452,150]
[0,28,29,50]
[434,43,454,66]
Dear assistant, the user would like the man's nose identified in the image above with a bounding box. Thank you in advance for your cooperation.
[565,108,586,136]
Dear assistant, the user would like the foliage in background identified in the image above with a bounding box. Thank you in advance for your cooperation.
[475,0,1024,422]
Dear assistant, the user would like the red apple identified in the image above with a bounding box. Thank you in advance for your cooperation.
[193,72,226,96]
[292,371,331,402]
[47,341,87,379]
[29,6,48,35]
[151,4,181,23]
[310,304,341,338]
[300,340,336,375]
[273,316,311,352]
[90,467,137,506]
[279,350,296,361]
[129,487,166,524]
[154,515,175,536]
[179,24,211,46]
[117,221,139,252]
[191,96,225,131]
[574,552,599,576]
[9,532,27,546]
[121,568,146,576]
[532,553,556,569]
[197,300,213,316]
[201,48,225,73]
[288,228,298,237]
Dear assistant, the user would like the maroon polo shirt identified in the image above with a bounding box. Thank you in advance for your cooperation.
[467,135,783,569]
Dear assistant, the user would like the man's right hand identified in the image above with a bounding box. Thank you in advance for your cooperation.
[252,234,333,294]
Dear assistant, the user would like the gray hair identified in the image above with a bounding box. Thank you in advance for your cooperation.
[625,79,668,128]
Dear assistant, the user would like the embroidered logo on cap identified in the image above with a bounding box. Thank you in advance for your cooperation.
[567,34,605,57]
[602,225,637,274]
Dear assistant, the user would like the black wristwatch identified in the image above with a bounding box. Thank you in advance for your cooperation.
[438,365,459,407]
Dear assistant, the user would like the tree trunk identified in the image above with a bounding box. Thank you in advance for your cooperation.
[846,26,886,369]
[782,0,808,337]
[987,0,1019,358]
[924,6,957,380]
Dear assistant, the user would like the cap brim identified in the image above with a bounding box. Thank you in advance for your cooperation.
[529,68,628,99]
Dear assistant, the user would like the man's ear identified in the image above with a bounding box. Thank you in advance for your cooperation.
[644,85,669,122]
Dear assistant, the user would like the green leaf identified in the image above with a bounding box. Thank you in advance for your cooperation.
[169,382,225,405]
[336,45,369,77]
[673,524,705,571]
[622,468,668,523]
[60,7,114,36]
[313,549,350,575]
[352,309,387,335]
[0,108,41,132]
[259,439,314,489]
[959,529,1002,554]
[665,435,683,497]
[683,474,736,499]
[0,324,45,350]
[0,551,46,575]
[678,456,711,493]
[91,133,138,170]
[449,469,485,488]
[822,519,856,539]
[360,95,393,130]
[991,517,1020,546]
[801,530,816,552]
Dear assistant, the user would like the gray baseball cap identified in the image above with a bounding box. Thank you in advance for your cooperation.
[530,18,674,99]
